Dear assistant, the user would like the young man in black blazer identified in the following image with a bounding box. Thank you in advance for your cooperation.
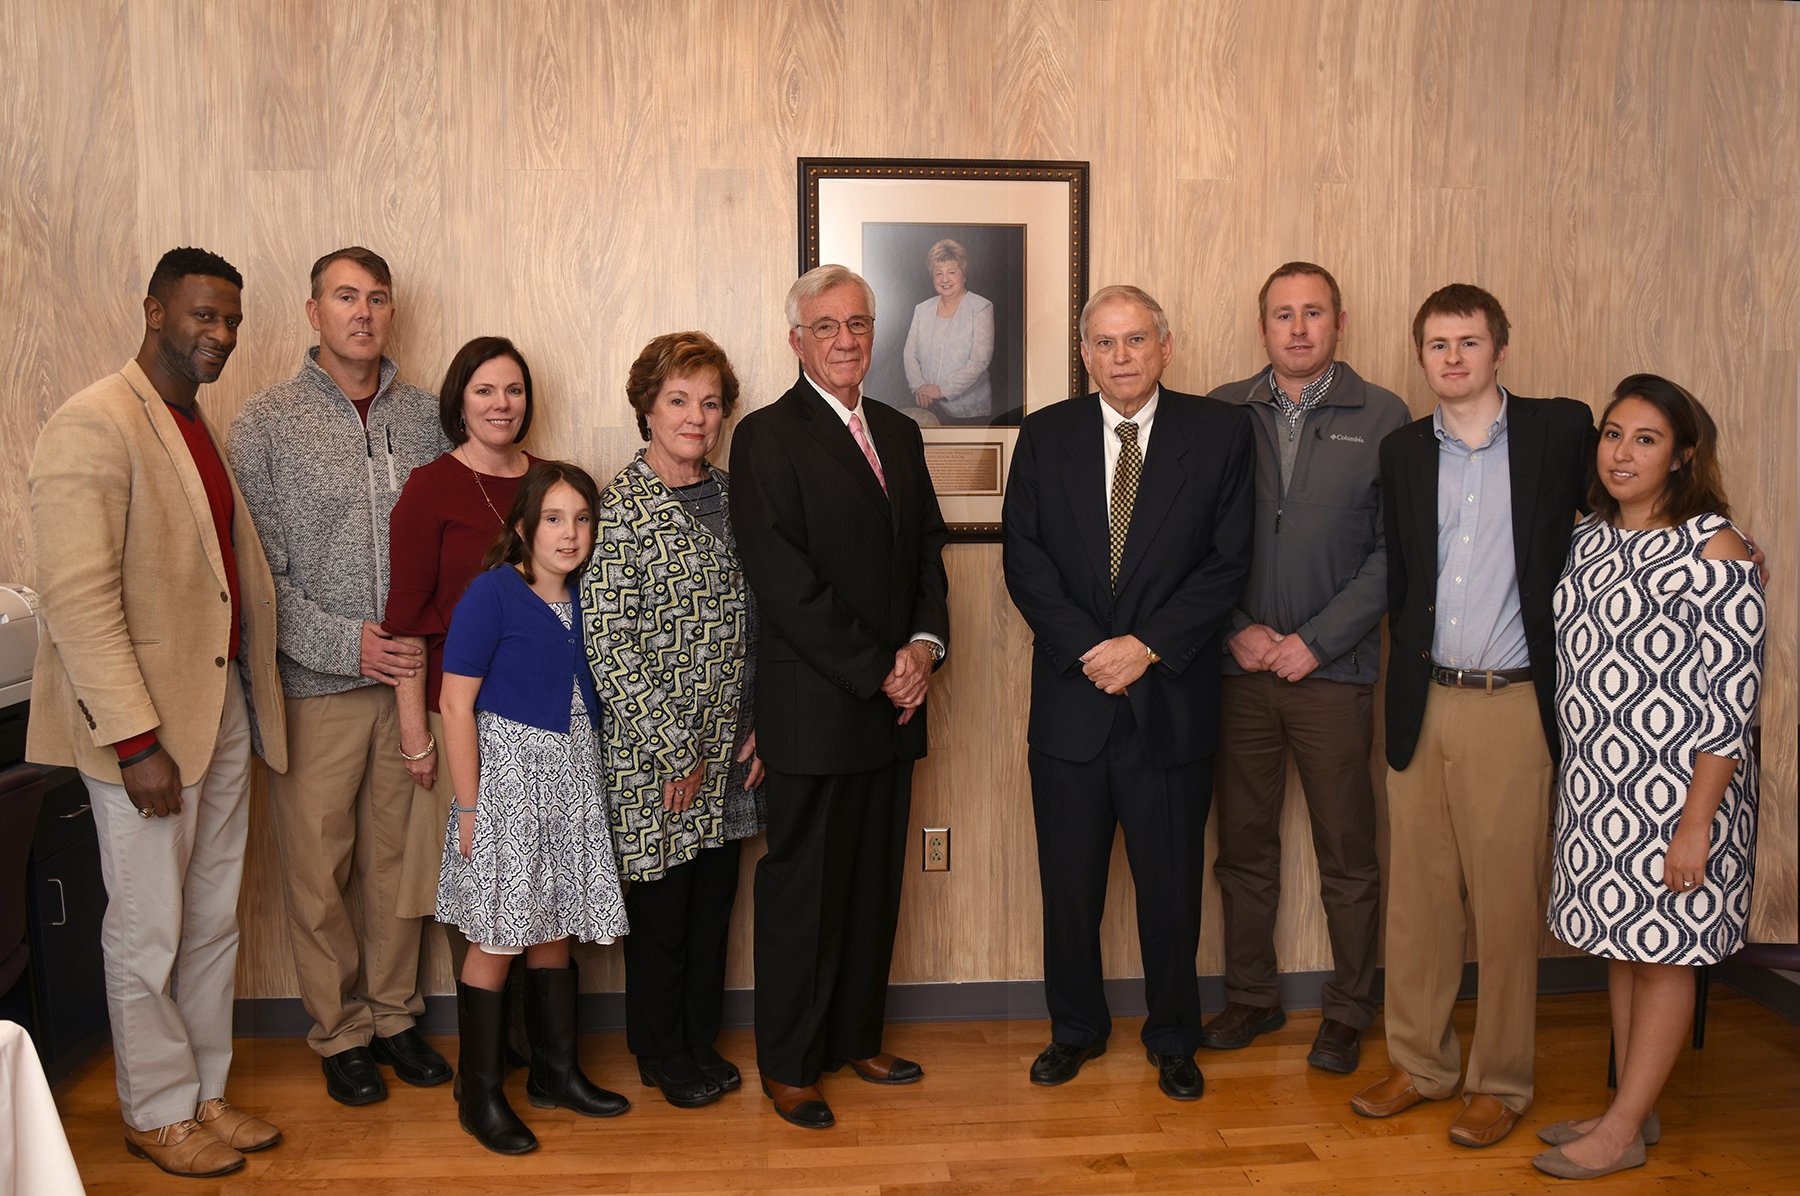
[1003,285,1254,1101]
[1351,284,1594,1148]
[729,265,950,1130]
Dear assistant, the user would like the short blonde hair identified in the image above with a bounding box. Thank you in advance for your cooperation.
[927,239,968,273]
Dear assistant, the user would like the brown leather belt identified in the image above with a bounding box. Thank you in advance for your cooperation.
[1429,665,1533,691]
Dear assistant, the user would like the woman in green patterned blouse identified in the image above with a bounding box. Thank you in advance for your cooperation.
[581,331,764,1109]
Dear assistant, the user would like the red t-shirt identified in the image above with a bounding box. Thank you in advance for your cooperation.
[383,452,532,711]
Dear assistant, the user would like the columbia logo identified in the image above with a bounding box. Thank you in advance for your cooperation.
[1329,433,1365,443]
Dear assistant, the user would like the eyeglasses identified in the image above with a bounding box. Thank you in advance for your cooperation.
[795,316,875,340]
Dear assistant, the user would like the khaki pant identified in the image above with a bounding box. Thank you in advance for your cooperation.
[87,675,250,1130]
[267,686,425,1056]
[1382,680,1553,1114]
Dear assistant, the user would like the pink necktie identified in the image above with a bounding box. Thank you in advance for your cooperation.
[847,410,887,493]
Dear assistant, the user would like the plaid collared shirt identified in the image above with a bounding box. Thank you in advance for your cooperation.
[1266,361,1338,432]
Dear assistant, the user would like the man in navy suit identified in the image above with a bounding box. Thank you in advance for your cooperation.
[1002,285,1253,1100]
[730,265,950,1130]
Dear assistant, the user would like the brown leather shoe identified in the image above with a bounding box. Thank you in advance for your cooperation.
[196,1098,282,1152]
[1450,1093,1521,1147]
[836,1052,923,1085]
[761,1079,834,1129]
[1306,1019,1362,1074]
[1199,1002,1286,1050]
[1351,1068,1430,1118]
[123,1118,245,1178]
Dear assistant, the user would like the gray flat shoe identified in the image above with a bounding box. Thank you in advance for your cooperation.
[1531,1137,1646,1180]
[1536,1110,1660,1147]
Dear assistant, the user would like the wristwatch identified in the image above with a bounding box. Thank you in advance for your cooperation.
[917,638,946,665]
[1144,644,1162,666]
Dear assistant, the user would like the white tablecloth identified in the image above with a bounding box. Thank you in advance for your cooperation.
[0,1020,84,1196]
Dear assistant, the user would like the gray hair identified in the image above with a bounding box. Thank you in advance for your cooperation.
[786,265,877,328]
[1080,284,1170,342]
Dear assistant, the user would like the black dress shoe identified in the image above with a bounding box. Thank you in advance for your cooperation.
[1148,1050,1204,1101]
[371,1027,453,1087]
[322,1046,388,1106]
[639,1054,723,1108]
[691,1045,741,1092]
[762,1079,834,1129]
[1306,1018,1363,1074]
[1029,1040,1106,1086]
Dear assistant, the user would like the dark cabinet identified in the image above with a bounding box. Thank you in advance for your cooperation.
[25,767,110,1081]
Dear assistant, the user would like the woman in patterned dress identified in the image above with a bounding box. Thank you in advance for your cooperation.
[438,460,632,1154]
[1536,376,1763,1180]
[582,332,764,1108]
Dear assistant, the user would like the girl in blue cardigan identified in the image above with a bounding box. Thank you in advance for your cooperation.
[437,460,629,1154]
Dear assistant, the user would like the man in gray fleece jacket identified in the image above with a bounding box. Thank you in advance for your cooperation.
[1200,262,1409,1074]
[229,247,451,1106]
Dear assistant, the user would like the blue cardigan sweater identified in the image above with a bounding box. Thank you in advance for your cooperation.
[443,565,601,733]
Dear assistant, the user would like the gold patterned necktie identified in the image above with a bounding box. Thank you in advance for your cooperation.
[1110,421,1140,586]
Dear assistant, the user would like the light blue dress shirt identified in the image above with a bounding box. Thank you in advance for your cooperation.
[1431,394,1529,670]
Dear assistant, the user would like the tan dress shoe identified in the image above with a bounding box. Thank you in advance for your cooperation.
[123,1118,245,1178]
[1351,1068,1430,1118]
[196,1097,283,1152]
[1449,1093,1521,1147]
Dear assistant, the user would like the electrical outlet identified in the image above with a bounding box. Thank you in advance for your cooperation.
[922,827,950,872]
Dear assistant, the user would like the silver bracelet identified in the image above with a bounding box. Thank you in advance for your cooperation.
[399,732,437,761]
[452,800,478,814]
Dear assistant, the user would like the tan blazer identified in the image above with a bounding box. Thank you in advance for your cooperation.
[27,360,288,784]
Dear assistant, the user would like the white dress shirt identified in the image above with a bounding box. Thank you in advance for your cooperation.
[1099,387,1160,516]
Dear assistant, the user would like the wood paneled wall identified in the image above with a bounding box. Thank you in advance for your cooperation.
[2,0,1795,1000]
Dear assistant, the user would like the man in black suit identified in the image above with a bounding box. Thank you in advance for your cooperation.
[1350,284,1594,1149]
[730,264,950,1130]
[1002,284,1254,1100]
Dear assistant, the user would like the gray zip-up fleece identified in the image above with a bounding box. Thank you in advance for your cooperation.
[1208,362,1410,685]
[229,349,449,697]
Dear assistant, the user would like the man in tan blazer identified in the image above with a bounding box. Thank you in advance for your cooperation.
[28,247,289,1181]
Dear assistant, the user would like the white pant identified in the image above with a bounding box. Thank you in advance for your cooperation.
[85,674,251,1130]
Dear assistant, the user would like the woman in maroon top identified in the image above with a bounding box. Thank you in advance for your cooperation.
[386,337,536,925]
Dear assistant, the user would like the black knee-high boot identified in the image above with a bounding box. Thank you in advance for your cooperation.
[457,982,537,1154]
[524,965,630,1117]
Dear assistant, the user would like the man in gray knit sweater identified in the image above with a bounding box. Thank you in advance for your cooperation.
[229,247,451,1106]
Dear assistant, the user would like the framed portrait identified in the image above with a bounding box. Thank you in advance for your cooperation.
[797,157,1090,538]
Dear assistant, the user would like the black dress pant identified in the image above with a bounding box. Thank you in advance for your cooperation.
[752,761,912,1087]
[621,839,744,1060]
[1029,703,1212,1056]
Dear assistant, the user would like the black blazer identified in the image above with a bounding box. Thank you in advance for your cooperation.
[1379,392,1596,770]
[1002,390,1254,769]
[729,378,950,775]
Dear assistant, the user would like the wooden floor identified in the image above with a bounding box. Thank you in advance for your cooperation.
[51,988,1800,1195]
